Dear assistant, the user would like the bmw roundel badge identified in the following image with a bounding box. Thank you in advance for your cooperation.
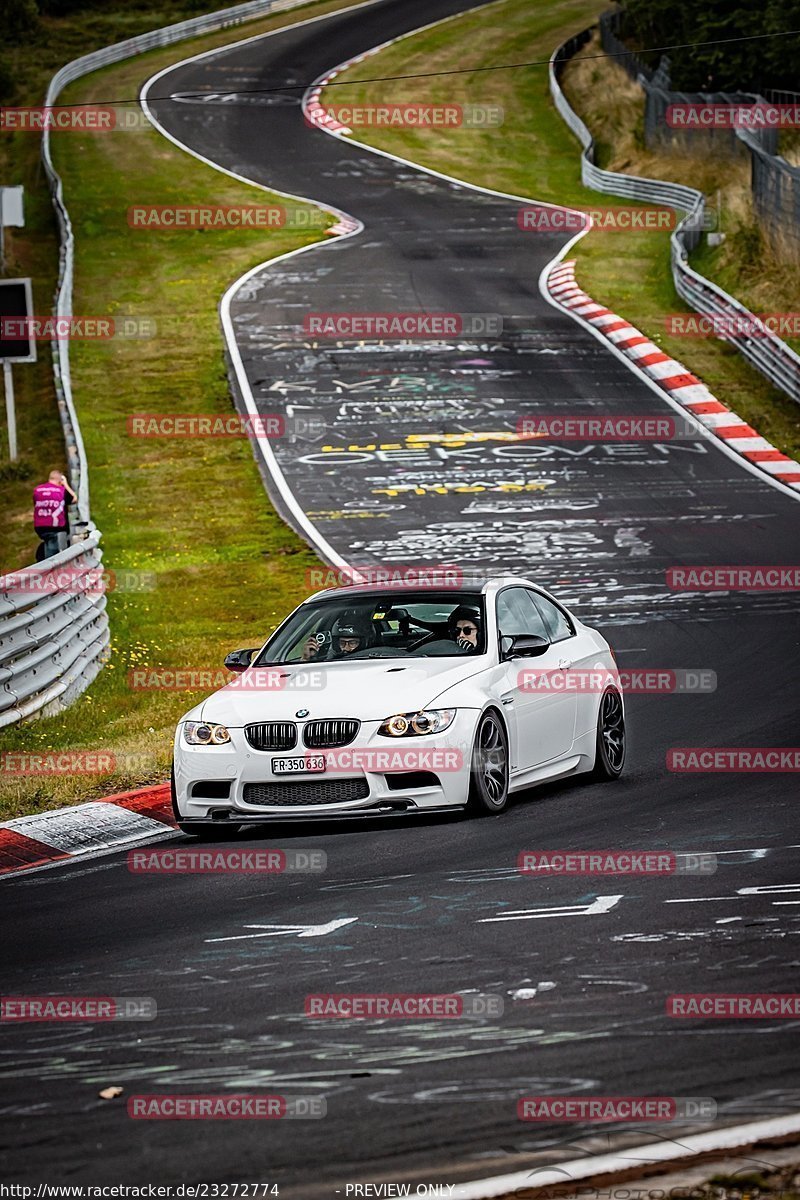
[296,709,310,718]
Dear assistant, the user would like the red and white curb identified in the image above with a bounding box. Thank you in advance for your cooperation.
[304,44,383,141]
[0,783,174,877]
[307,41,800,496]
[547,260,800,491]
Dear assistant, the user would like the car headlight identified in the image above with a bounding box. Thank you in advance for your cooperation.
[183,720,231,746]
[378,709,456,737]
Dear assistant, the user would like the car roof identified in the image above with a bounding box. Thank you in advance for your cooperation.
[304,575,541,604]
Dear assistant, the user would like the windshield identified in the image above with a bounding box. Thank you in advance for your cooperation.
[256,592,487,665]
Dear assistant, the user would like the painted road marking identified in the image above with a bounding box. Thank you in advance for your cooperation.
[477,895,623,923]
[206,917,358,943]
[666,883,800,905]
[739,884,800,894]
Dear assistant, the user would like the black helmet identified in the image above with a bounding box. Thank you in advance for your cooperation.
[331,615,373,655]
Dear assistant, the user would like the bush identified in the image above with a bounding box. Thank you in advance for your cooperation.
[615,0,800,92]
[0,0,40,42]
[0,56,17,102]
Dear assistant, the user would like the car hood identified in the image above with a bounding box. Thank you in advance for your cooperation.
[200,657,488,725]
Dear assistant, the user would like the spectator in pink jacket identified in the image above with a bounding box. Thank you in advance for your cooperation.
[33,471,77,560]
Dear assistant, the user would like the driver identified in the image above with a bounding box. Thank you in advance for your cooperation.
[330,619,370,658]
[301,617,372,661]
[448,606,481,653]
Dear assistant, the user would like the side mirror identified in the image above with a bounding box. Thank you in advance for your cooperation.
[224,647,259,673]
[501,634,550,660]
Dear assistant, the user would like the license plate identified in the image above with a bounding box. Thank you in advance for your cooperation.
[272,755,326,774]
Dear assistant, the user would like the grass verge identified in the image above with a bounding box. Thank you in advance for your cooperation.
[0,0,359,569]
[0,0,366,821]
[318,0,800,459]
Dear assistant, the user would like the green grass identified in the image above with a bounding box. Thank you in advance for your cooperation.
[0,0,368,820]
[3,0,798,818]
[563,32,800,457]
[0,0,358,571]
[319,0,800,460]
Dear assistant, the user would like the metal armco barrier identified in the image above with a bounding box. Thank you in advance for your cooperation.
[0,529,109,728]
[549,31,800,407]
[1,0,315,727]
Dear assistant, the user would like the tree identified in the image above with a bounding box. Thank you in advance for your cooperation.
[615,0,800,91]
[0,0,40,43]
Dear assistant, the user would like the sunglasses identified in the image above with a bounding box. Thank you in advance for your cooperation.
[456,624,477,634]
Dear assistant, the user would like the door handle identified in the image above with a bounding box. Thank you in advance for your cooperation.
[558,658,571,669]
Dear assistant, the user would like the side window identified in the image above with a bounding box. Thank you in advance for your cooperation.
[496,588,549,641]
[528,591,573,642]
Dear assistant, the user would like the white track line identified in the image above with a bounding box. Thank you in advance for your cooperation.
[451,1112,800,1200]
[305,11,800,504]
[139,0,593,577]
[141,0,800,570]
[542,261,800,499]
[77,14,800,1193]
[140,0,385,576]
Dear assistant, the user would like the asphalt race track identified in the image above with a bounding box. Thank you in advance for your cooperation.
[2,0,799,1190]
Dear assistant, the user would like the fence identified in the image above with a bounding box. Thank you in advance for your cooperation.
[2,0,315,727]
[599,10,800,259]
[739,130,800,260]
[549,31,800,406]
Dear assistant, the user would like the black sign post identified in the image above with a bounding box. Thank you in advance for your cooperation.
[0,277,35,461]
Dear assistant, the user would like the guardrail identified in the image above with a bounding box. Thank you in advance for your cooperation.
[40,0,310,523]
[549,31,800,406]
[0,529,109,728]
[600,10,798,256]
[2,0,315,727]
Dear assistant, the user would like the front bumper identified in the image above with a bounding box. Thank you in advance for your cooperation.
[173,712,479,821]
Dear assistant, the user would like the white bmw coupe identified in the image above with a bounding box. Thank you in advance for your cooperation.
[172,576,625,835]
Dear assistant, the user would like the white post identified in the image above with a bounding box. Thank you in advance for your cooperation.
[3,360,17,461]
